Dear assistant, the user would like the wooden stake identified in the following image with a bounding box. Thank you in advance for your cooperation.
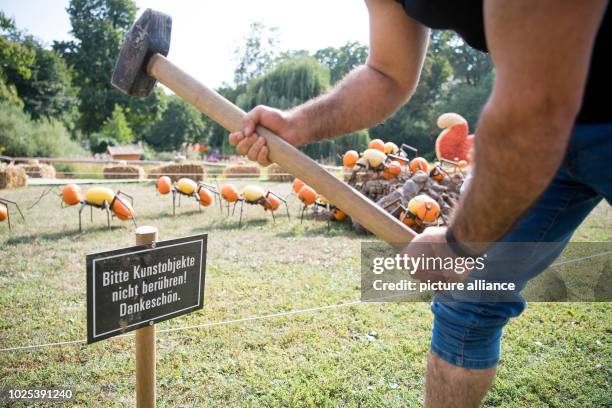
[135,226,158,408]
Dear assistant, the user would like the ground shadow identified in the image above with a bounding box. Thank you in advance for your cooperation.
[3,225,126,245]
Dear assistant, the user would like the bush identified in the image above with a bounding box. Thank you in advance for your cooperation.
[0,102,85,157]
[90,134,117,154]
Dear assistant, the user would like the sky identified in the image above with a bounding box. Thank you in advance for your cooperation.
[0,0,370,88]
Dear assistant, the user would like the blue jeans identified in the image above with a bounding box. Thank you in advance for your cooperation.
[431,123,612,369]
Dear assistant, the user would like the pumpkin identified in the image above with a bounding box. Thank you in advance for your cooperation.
[342,150,359,168]
[430,167,445,181]
[176,178,197,195]
[0,206,7,222]
[263,194,281,211]
[368,139,385,152]
[156,176,172,195]
[61,184,82,206]
[111,198,134,220]
[197,187,213,206]
[220,184,239,202]
[384,142,399,154]
[242,185,265,202]
[362,149,387,169]
[332,208,347,221]
[85,187,115,207]
[382,161,402,180]
[407,194,440,223]
[292,178,305,194]
[409,157,429,173]
[297,185,317,205]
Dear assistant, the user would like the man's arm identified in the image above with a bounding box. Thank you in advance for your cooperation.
[229,0,429,165]
[450,0,608,249]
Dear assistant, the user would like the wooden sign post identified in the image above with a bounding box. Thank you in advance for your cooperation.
[135,226,158,408]
[86,229,207,407]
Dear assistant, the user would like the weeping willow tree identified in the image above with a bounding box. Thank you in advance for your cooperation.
[235,56,369,162]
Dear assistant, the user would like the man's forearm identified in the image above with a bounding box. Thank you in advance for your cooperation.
[289,64,415,143]
[450,101,575,247]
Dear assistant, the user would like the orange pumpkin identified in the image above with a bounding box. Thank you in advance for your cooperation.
[430,167,445,181]
[399,211,415,227]
[292,178,305,194]
[156,176,172,195]
[198,187,213,206]
[409,157,429,173]
[0,206,7,222]
[342,150,359,168]
[407,195,440,223]
[61,184,82,206]
[297,185,317,205]
[111,198,134,221]
[263,194,281,211]
[220,184,239,203]
[383,161,402,180]
[368,139,385,152]
[332,208,347,221]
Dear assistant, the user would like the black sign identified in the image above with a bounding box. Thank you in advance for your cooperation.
[86,234,207,343]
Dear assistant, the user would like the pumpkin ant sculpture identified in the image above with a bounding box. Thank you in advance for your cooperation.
[156,176,221,216]
[398,194,441,232]
[57,184,136,232]
[294,183,347,228]
[219,183,289,227]
[0,197,25,230]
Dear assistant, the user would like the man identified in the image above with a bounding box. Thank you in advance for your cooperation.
[229,0,610,406]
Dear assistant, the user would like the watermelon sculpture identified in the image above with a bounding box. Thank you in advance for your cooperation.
[435,113,474,164]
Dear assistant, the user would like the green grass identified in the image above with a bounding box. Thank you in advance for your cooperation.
[0,182,610,407]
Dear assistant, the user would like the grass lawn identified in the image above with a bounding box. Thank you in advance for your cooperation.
[0,182,610,407]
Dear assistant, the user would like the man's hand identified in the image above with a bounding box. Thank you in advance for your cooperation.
[403,226,472,283]
[229,106,306,166]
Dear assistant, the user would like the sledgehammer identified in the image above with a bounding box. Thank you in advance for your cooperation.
[111,9,416,248]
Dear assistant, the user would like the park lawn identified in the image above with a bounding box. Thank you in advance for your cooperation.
[0,182,610,407]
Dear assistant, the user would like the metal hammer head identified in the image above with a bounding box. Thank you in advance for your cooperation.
[111,9,172,97]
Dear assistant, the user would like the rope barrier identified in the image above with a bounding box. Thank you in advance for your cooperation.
[0,300,362,353]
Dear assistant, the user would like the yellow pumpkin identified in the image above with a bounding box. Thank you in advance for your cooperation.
[85,187,115,206]
[176,178,197,195]
[242,185,265,202]
[384,142,399,154]
[363,149,387,169]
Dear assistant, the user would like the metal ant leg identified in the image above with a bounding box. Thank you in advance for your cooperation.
[285,202,290,219]
[104,202,111,230]
[78,202,86,232]
[232,201,237,216]
[172,190,176,216]
[6,204,10,230]
[300,205,306,223]
[238,200,244,227]
[271,207,276,223]
[90,205,93,222]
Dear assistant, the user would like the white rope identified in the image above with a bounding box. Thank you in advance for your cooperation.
[0,300,362,353]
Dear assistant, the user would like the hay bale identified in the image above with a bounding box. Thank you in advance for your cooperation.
[103,164,145,179]
[17,161,56,178]
[0,163,27,189]
[222,163,261,179]
[147,162,207,182]
[267,163,292,182]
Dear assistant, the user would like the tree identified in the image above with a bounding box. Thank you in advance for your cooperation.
[0,12,36,107]
[5,36,79,128]
[314,41,368,84]
[97,104,133,143]
[233,22,279,85]
[236,56,369,162]
[54,0,136,134]
[145,96,207,151]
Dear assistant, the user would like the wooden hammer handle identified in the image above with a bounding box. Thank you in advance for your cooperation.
[148,54,416,248]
